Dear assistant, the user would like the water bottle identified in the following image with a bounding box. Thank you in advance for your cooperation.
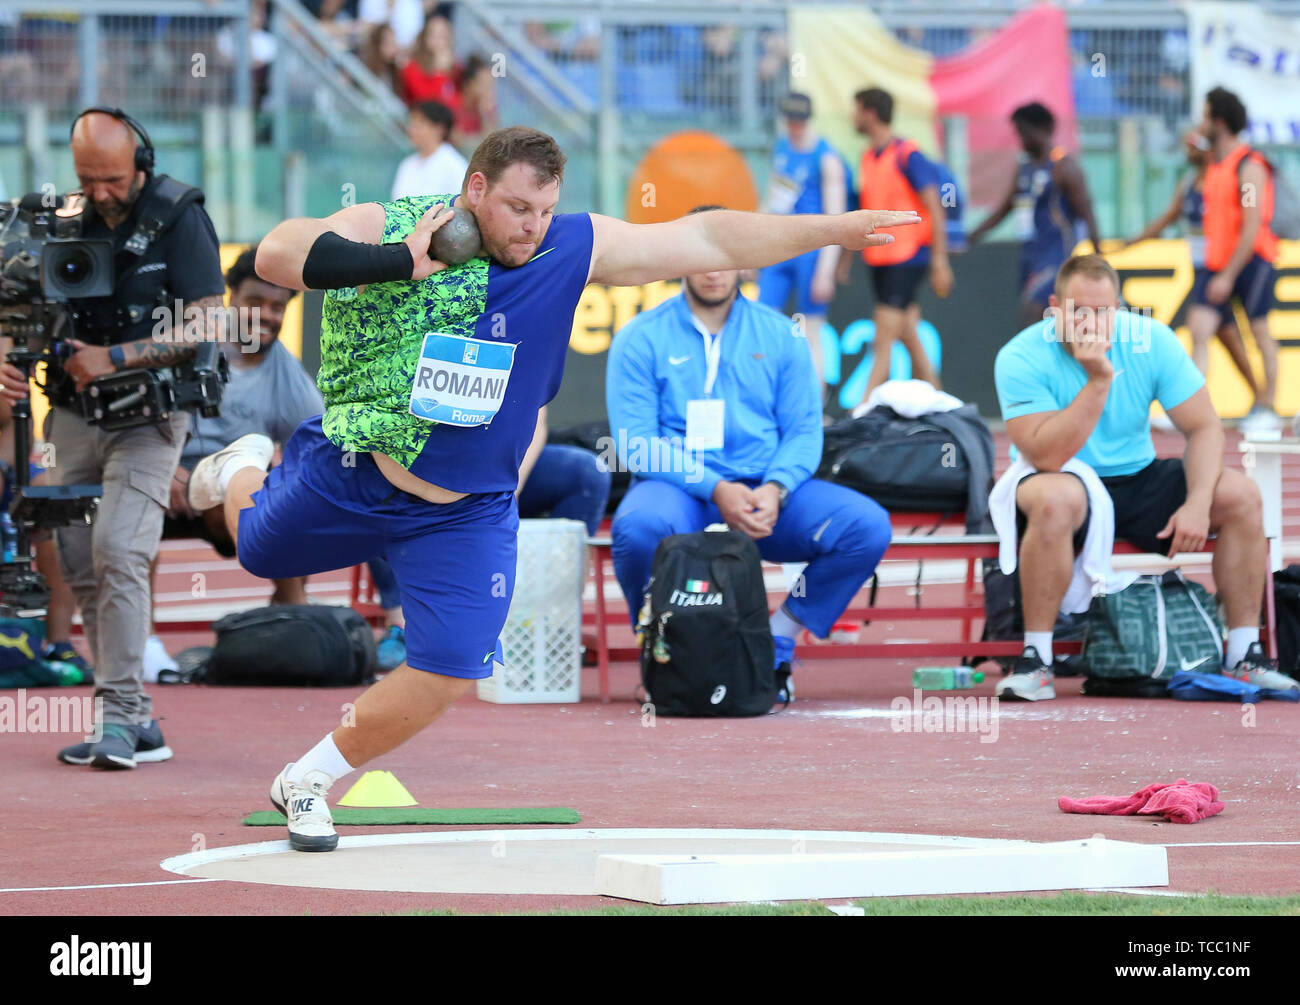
[912,666,985,690]
[0,512,17,563]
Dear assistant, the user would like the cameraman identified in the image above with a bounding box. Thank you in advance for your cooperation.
[0,109,225,769]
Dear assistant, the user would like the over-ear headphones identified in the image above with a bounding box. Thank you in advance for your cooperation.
[69,106,155,175]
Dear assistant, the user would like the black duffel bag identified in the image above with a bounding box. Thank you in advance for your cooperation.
[819,406,969,514]
[204,605,378,686]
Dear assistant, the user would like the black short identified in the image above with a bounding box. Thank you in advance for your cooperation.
[163,511,237,558]
[871,263,928,309]
[1101,458,1188,557]
[1191,255,1275,322]
[1015,471,1091,554]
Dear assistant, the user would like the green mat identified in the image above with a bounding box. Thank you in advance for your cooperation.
[244,807,581,826]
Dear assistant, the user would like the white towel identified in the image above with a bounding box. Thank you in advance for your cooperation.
[988,457,1137,615]
[853,379,965,419]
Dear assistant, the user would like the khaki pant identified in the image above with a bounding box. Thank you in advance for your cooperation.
[47,406,189,726]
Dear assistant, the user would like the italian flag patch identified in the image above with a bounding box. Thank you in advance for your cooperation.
[685,579,710,593]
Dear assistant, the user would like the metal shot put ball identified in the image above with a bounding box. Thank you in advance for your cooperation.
[430,205,482,266]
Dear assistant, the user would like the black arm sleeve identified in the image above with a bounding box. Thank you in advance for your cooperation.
[301,231,414,290]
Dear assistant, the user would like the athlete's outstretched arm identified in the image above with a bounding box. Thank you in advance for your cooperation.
[256,202,452,290]
[586,208,919,287]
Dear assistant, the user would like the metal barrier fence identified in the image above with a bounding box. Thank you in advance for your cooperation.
[2,1,1298,238]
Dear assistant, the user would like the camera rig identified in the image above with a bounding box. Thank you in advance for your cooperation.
[0,192,230,614]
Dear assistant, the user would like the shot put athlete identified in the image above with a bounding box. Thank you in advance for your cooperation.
[186,127,918,852]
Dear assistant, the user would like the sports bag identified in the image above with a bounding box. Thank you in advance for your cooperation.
[204,605,378,686]
[637,529,775,716]
[1082,572,1222,694]
[819,406,972,516]
[1274,565,1300,679]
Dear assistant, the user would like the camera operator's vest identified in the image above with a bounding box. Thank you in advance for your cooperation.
[48,175,204,406]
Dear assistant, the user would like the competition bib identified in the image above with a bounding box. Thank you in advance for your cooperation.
[408,332,515,427]
[1014,194,1035,241]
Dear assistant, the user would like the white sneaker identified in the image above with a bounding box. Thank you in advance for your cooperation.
[269,763,339,852]
[142,634,178,684]
[995,647,1057,701]
[188,434,274,512]
[1238,406,1282,435]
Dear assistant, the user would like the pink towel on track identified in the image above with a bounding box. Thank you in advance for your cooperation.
[1058,779,1224,823]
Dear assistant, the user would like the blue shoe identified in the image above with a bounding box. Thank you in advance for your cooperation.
[376,626,406,672]
[773,634,796,704]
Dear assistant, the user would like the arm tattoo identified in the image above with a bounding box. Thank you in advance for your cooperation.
[125,294,227,368]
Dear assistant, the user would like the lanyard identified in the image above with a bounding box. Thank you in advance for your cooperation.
[689,314,723,397]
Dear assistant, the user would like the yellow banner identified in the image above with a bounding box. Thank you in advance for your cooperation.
[788,5,939,171]
[1104,239,1300,420]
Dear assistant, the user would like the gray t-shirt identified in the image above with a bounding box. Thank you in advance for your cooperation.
[180,340,325,469]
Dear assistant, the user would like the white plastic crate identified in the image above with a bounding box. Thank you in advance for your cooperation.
[476,518,585,704]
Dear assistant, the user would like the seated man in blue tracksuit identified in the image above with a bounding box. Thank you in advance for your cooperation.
[606,207,892,702]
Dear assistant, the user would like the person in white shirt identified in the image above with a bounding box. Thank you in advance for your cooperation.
[390,101,469,200]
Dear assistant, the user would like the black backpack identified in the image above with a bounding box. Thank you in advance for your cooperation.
[638,530,775,716]
[1274,566,1300,679]
[203,605,378,686]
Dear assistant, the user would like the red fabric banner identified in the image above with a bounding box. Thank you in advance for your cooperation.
[930,3,1078,207]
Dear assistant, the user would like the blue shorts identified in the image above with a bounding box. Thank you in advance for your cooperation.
[1192,256,1275,322]
[758,248,823,317]
[237,417,516,679]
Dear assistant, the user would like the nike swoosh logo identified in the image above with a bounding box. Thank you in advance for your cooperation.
[1007,400,1033,408]
[669,355,692,366]
[1180,655,1213,672]
[527,247,556,264]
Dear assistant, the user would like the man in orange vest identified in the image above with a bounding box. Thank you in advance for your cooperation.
[1192,87,1281,434]
[850,87,952,399]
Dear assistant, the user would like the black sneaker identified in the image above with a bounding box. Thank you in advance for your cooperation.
[59,719,173,766]
[773,634,796,704]
[994,645,1056,701]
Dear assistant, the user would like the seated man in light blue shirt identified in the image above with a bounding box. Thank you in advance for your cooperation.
[606,206,892,702]
[993,253,1290,700]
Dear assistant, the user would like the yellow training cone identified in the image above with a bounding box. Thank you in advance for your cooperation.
[337,770,418,808]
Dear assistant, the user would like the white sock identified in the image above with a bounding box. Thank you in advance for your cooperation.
[1223,627,1259,669]
[217,455,256,492]
[770,606,802,641]
[286,733,355,787]
[1024,631,1053,664]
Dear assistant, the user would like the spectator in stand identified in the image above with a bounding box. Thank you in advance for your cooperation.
[455,54,500,150]
[399,13,462,109]
[308,0,361,49]
[359,21,401,94]
[391,101,468,199]
[359,0,424,56]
